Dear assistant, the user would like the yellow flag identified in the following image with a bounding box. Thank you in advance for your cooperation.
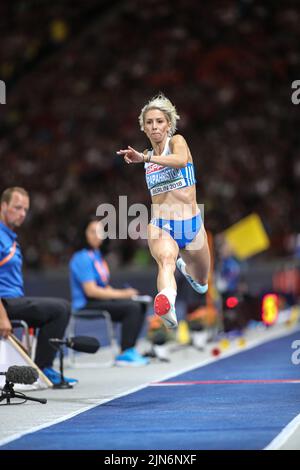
[224,213,270,260]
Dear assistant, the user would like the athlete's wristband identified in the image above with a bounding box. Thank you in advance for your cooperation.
[141,152,151,163]
[141,153,151,163]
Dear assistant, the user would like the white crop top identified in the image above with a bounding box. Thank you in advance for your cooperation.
[144,137,196,196]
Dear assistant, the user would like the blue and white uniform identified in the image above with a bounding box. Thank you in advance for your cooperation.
[144,137,196,197]
[145,137,202,249]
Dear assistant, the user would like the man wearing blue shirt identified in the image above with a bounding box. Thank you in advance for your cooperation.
[0,187,77,385]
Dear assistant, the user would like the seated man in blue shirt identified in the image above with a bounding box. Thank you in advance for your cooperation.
[0,187,77,385]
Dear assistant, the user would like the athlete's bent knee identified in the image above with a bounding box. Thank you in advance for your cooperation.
[157,252,177,270]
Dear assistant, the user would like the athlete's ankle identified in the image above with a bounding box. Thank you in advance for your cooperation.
[177,258,207,285]
[197,278,208,287]
[195,283,208,294]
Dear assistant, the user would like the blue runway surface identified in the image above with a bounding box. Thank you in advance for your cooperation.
[2,331,300,450]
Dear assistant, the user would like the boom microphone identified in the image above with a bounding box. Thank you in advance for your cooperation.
[69,336,100,353]
[0,366,39,385]
[49,336,100,354]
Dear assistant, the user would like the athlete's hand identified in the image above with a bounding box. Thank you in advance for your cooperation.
[117,146,144,164]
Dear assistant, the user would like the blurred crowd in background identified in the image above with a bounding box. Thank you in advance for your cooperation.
[0,0,299,270]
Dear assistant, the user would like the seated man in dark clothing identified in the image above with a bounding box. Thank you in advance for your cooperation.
[0,187,77,385]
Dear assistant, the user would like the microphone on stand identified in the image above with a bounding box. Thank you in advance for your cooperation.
[49,336,100,354]
[0,365,39,385]
[0,366,47,405]
[48,336,100,389]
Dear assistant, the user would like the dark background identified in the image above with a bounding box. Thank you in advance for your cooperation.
[0,0,299,273]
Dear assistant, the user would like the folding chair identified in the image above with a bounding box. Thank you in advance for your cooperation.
[68,309,118,364]
[10,319,36,360]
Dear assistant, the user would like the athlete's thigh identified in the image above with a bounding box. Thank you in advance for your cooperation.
[147,223,179,263]
[180,225,210,269]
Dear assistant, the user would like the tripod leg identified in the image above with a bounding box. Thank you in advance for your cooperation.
[14,392,47,404]
[0,385,47,405]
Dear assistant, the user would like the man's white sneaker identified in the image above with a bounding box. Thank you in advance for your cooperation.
[176,257,208,294]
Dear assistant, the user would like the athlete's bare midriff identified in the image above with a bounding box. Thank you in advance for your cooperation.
[151,184,199,220]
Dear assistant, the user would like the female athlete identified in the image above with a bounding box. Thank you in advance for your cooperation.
[117,94,210,328]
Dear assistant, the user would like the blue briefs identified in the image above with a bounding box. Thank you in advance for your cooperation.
[150,212,202,249]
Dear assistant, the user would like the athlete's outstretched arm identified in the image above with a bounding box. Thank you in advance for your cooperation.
[117,135,189,169]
